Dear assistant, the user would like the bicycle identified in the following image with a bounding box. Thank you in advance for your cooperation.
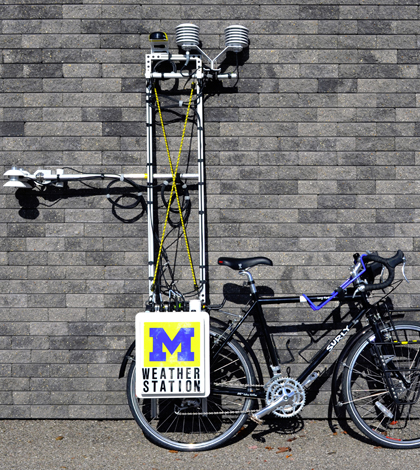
[122,250,420,451]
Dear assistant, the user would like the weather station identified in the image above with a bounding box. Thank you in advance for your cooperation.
[3,23,249,314]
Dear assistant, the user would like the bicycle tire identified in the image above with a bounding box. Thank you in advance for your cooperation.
[343,320,420,448]
[127,327,256,451]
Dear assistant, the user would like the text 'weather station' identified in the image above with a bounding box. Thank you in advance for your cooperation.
[136,310,210,398]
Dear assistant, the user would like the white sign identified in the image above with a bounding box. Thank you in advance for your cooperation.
[136,311,210,398]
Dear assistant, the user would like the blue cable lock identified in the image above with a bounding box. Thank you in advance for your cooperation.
[302,254,369,311]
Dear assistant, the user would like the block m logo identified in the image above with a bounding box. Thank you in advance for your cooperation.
[149,327,195,362]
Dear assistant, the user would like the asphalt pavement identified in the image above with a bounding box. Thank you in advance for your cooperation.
[1,418,420,470]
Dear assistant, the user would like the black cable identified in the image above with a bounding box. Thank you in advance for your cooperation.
[152,59,178,94]
[62,166,84,173]
[160,182,192,228]
[106,178,143,209]
[160,181,190,213]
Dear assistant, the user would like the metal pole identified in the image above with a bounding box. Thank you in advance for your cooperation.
[146,79,155,303]
[196,75,207,304]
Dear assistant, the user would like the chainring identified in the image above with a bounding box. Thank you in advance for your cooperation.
[265,377,306,418]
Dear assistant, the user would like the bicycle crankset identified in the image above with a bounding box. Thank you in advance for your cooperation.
[265,377,306,418]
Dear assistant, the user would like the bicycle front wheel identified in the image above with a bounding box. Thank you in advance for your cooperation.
[343,321,420,448]
[126,327,256,451]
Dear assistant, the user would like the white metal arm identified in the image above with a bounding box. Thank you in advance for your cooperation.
[3,167,199,188]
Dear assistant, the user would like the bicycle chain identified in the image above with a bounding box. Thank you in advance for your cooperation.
[175,408,259,416]
[174,378,307,417]
[174,381,264,416]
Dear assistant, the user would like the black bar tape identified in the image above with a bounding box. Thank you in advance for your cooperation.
[361,250,404,292]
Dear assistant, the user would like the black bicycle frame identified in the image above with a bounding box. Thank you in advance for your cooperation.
[212,291,369,399]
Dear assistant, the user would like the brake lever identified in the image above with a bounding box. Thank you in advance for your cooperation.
[353,284,366,298]
[379,266,385,284]
[402,259,409,283]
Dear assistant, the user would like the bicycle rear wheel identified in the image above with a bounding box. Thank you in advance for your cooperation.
[127,327,256,451]
[343,321,420,448]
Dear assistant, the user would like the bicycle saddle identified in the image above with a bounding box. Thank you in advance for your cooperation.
[217,256,273,270]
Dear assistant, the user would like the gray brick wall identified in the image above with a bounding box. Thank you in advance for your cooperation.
[1,0,420,420]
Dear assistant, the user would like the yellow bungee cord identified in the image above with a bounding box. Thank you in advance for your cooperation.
[151,83,198,293]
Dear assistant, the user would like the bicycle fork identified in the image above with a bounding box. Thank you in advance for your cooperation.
[369,316,411,405]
